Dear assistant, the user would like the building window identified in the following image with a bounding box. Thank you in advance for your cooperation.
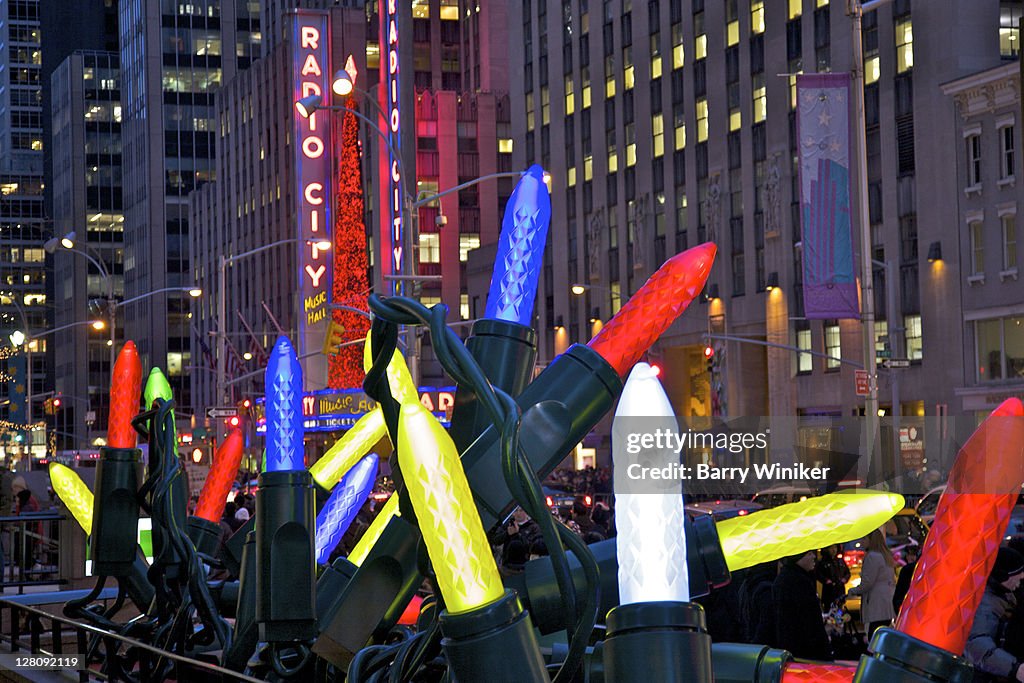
[895,19,913,72]
[696,98,709,142]
[608,144,619,173]
[526,92,535,131]
[752,75,766,123]
[605,55,616,98]
[966,134,982,187]
[970,220,985,276]
[459,234,481,262]
[727,20,740,47]
[610,281,622,314]
[460,294,470,320]
[788,0,802,19]
[732,252,745,296]
[1003,212,1018,270]
[652,113,665,157]
[674,112,686,150]
[865,55,880,84]
[824,322,841,370]
[581,67,592,108]
[419,233,440,263]
[1001,2,1022,58]
[1000,124,1016,180]
[751,1,765,35]
[729,108,742,132]
[625,123,637,166]
[650,38,662,78]
[694,10,707,60]
[541,86,550,125]
[672,23,685,68]
[875,319,889,361]
[904,314,923,361]
[565,76,575,115]
[499,138,513,153]
[796,328,812,373]
[977,315,1024,382]
[623,47,635,89]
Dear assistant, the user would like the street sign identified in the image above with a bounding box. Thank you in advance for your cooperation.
[207,407,238,419]
[855,370,871,396]
[882,359,911,369]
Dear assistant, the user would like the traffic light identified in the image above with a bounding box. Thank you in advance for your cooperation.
[52,395,62,409]
[704,345,715,373]
[191,447,204,464]
[227,415,241,429]
[321,320,346,356]
[241,398,252,411]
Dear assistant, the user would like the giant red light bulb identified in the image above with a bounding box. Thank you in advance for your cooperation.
[781,663,854,683]
[107,341,143,448]
[194,429,245,523]
[588,243,717,377]
[894,397,1024,654]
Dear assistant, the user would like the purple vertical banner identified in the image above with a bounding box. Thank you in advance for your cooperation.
[797,73,860,320]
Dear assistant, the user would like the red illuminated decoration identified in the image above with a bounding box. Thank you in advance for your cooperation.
[328,97,371,390]
[589,243,717,378]
[108,341,143,449]
[194,429,245,523]
[894,397,1024,654]
[781,663,854,683]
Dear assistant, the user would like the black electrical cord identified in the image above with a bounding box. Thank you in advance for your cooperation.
[361,295,602,683]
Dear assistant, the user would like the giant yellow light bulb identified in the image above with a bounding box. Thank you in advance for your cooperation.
[347,494,400,567]
[50,462,94,533]
[363,337,419,407]
[310,410,387,489]
[397,402,503,614]
[717,491,905,571]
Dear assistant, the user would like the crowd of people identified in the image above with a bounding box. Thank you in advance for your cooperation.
[545,466,612,494]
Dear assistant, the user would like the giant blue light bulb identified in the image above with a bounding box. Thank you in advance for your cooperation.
[265,335,304,472]
[314,453,378,565]
[484,164,551,326]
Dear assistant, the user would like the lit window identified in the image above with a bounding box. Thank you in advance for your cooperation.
[1000,125,1016,180]
[626,123,637,166]
[1000,2,1022,57]
[789,73,801,109]
[419,233,440,263]
[608,144,618,173]
[459,233,480,262]
[623,48,635,90]
[526,92,535,131]
[541,86,550,125]
[825,323,841,370]
[976,315,1024,382]
[674,120,686,150]
[796,328,812,373]
[865,56,880,84]
[582,67,592,108]
[167,353,184,377]
[565,76,575,115]
[751,1,765,34]
[695,33,707,60]
[729,109,742,132]
[460,294,470,320]
[606,74,616,98]
[672,23,685,68]
[789,0,802,19]
[651,41,662,79]
[904,314,923,361]
[498,138,513,153]
[696,99,709,142]
[652,114,664,157]
[568,166,577,186]
[420,296,443,308]
[875,320,889,361]
[610,281,622,314]
[970,220,985,276]
[895,19,913,73]
[584,154,594,180]
[817,0,829,6]
[727,20,740,47]
[966,134,982,187]
[753,83,767,123]
[1003,213,1017,270]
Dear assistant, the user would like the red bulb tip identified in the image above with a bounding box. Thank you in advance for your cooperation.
[107,341,143,449]
[588,243,717,377]
[195,429,246,522]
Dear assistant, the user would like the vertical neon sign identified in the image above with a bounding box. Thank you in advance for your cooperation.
[293,11,332,386]
[379,0,403,291]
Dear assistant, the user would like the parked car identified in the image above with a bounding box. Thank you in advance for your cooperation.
[685,499,764,521]
[842,508,929,613]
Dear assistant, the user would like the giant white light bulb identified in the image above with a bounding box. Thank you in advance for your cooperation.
[612,362,689,604]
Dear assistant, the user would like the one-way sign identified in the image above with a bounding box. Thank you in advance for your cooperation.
[207,407,238,419]
[882,359,911,369]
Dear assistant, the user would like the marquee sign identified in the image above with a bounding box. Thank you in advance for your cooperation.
[292,10,333,387]
[254,387,456,433]
[379,0,404,288]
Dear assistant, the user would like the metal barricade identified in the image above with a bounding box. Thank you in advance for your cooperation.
[0,512,67,593]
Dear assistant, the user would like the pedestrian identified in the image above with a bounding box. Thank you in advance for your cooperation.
[850,529,897,639]
[773,550,832,660]
[740,561,777,645]
[12,476,41,570]
[234,506,250,525]
[964,546,1024,682]
[816,544,851,611]
[892,543,920,614]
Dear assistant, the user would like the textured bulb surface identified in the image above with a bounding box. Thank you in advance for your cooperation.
[144,367,173,407]
[348,493,399,567]
[895,398,1024,654]
[613,362,689,604]
[315,453,378,565]
[50,463,94,533]
[484,164,551,325]
[362,338,418,406]
[397,402,503,614]
[309,409,387,489]
[108,341,143,448]
[781,663,855,683]
[194,430,245,522]
[589,243,716,377]
[716,491,905,571]
[265,336,304,472]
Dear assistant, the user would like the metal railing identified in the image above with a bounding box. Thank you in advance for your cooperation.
[0,512,67,593]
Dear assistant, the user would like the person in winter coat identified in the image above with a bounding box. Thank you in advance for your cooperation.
[773,550,832,660]
[965,546,1024,683]
[740,561,778,645]
[850,528,896,638]
[816,544,851,611]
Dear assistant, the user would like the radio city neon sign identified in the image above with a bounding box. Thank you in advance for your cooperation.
[381,0,404,278]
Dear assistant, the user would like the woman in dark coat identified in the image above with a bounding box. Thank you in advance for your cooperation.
[773,550,832,660]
